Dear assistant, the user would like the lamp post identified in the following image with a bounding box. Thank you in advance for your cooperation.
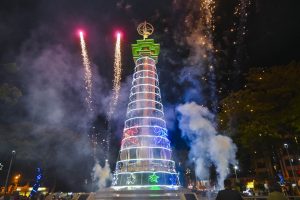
[4,150,16,195]
[283,144,298,189]
[234,165,238,182]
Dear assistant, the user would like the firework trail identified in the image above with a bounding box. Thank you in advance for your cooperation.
[79,31,93,112]
[106,32,122,160]
[184,0,217,113]
[79,30,97,161]
[108,32,122,118]
[176,0,240,189]
[200,0,215,32]
[200,0,218,114]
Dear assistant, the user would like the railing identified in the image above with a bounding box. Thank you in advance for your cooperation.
[196,194,300,200]
[243,197,300,200]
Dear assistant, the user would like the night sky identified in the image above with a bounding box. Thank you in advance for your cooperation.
[0,0,299,192]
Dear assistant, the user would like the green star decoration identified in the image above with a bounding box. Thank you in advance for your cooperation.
[149,173,159,183]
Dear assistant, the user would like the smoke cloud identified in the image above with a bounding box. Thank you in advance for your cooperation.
[0,26,112,190]
[176,102,237,189]
[92,160,112,190]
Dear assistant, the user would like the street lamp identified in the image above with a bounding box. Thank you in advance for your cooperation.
[13,174,21,189]
[234,165,239,182]
[14,174,21,181]
[283,144,298,187]
[4,150,16,195]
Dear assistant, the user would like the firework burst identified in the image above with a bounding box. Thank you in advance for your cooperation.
[183,0,218,113]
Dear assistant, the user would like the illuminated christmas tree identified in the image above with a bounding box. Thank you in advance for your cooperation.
[112,22,180,189]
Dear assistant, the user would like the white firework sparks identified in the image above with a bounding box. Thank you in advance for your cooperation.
[79,31,93,112]
[109,32,122,118]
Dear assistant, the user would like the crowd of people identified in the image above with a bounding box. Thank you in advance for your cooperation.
[215,179,296,200]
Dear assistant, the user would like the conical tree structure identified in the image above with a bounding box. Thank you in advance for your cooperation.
[112,35,180,189]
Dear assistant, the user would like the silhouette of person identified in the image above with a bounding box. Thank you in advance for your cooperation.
[267,181,288,200]
[216,179,243,200]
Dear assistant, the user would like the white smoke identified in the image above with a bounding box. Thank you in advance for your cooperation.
[176,102,237,189]
[92,160,112,190]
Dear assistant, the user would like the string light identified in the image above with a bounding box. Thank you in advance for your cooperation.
[135,62,155,70]
[116,158,175,163]
[130,91,161,97]
[133,70,158,78]
[127,107,164,115]
[121,146,172,151]
[117,171,178,175]
[135,56,155,63]
[132,76,158,85]
[121,135,170,144]
[125,116,166,125]
[131,84,161,93]
[112,185,179,190]
[29,168,42,197]
[128,99,163,108]
[124,125,167,133]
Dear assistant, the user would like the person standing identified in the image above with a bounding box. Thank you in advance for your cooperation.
[216,179,243,200]
[267,182,288,200]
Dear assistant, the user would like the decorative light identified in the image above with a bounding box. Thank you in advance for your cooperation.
[112,185,179,190]
[132,76,158,85]
[117,158,175,163]
[149,173,159,183]
[122,135,169,142]
[130,91,161,97]
[133,70,158,79]
[135,62,155,69]
[113,36,179,187]
[128,99,163,108]
[169,176,177,185]
[121,146,172,151]
[127,107,164,115]
[131,83,160,91]
[29,168,42,197]
[135,56,155,63]
[124,125,167,133]
[112,174,118,186]
[117,171,178,175]
[126,173,136,185]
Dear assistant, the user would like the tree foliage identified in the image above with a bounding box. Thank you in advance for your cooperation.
[0,63,22,105]
[0,83,22,105]
[218,61,300,153]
